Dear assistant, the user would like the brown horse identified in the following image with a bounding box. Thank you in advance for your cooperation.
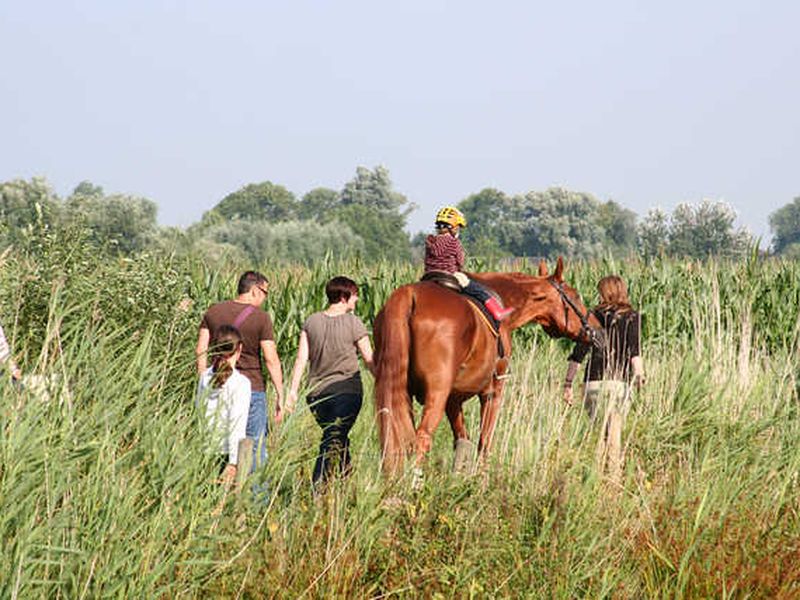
[373,257,602,475]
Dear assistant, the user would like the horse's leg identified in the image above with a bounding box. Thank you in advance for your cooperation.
[477,379,507,456]
[415,390,450,464]
[445,396,468,443]
[446,396,474,473]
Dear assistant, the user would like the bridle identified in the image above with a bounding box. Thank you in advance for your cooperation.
[547,279,604,348]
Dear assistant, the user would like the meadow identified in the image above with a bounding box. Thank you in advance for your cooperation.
[1,234,799,598]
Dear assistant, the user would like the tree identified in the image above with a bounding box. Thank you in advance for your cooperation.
[0,178,61,244]
[340,166,407,211]
[298,187,339,220]
[638,200,752,259]
[638,208,670,258]
[769,196,800,254]
[457,188,514,257]
[65,190,158,255]
[72,180,104,198]
[329,166,413,260]
[598,200,638,256]
[331,204,410,260]
[204,219,365,264]
[203,182,297,224]
[668,200,752,259]
[509,188,606,259]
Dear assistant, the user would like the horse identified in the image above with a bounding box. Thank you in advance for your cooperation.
[373,257,603,475]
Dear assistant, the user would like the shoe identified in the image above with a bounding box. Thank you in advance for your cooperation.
[484,297,514,321]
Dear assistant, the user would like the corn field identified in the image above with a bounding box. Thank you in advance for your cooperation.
[1,235,799,598]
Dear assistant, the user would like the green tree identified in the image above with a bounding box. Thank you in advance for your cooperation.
[638,208,670,258]
[298,187,339,220]
[72,180,104,198]
[769,196,800,254]
[458,188,514,257]
[331,204,410,260]
[598,200,638,256]
[329,166,413,260]
[65,190,158,255]
[204,219,365,264]
[340,165,408,211]
[203,182,297,224]
[668,200,752,259]
[510,188,606,259]
[0,177,61,245]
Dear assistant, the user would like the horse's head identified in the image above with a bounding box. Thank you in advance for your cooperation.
[524,257,604,347]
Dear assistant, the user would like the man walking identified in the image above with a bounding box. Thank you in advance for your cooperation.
[196,271,284,486]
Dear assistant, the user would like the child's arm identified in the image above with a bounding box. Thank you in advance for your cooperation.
[227,376,251,466]
[454,237,466,271]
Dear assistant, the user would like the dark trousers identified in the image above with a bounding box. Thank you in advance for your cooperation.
[463,279,493,303]
[308,392,363,486]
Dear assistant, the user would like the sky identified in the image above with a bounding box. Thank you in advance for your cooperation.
[1,0,798,240]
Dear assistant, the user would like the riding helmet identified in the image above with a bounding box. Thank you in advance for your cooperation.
[435,206,467,229]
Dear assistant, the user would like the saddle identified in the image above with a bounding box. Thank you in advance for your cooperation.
[420,272,506,358]
[420,271,460,291]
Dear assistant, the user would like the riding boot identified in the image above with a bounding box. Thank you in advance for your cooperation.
[484,297,514,321]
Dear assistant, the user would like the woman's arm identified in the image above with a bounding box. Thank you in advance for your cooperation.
[356,335,376,376]
[628,313,645,388]
[287,331,310,413]
[562,360,581,405]
[630,356,645,389]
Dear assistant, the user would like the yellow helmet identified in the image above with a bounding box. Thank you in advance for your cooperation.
[435,206,467,229]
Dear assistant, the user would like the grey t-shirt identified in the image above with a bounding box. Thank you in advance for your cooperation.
[303,311,369,397]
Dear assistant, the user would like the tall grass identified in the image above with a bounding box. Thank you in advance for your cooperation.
[1,239,799,597]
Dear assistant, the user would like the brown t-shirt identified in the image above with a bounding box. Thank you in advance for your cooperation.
[200,301,275,392]
[303,311,369,397]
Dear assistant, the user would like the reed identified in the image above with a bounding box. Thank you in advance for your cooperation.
[1,240,798,597]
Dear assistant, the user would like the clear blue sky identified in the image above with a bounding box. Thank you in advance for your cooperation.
[1,1,798,239]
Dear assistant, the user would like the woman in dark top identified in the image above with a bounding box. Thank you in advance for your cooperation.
[562,275,645,484]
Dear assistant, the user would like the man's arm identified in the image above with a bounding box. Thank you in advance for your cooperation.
[196,327,210,374]
[260,339,284,420]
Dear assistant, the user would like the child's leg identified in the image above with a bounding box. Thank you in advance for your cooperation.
[456,273,513,321]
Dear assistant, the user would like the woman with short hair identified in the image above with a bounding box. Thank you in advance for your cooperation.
[287,276,375,489]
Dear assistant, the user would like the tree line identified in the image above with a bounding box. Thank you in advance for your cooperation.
[1,167,797,262]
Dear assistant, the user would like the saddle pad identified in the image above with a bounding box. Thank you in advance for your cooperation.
[465,300,506,357]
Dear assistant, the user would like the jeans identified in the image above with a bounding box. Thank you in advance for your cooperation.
[308,392,362,486]
[462,279,491,303]
[246,391,269,499]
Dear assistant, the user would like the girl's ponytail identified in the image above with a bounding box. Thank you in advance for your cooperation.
[209,325,243,388]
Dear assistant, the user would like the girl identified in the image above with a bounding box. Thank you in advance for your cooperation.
[0,321,22,382]
[562,275,645,483]
[196,325,252,487]
[287,276,375,490]
[424,206,513,321]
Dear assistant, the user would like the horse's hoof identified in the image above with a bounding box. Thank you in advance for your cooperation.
[453,439,475,474]
[411,467,424,491]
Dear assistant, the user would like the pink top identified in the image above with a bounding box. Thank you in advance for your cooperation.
[424,234,465,273]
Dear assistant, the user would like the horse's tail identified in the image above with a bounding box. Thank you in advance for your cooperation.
[374,284,417,475]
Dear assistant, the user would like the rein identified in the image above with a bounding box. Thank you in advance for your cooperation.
[547,279,603,348]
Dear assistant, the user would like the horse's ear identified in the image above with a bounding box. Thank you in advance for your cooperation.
[554,256,564,281]
[538,259,548,277]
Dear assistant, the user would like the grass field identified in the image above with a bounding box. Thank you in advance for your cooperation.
[1,240,799,598]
